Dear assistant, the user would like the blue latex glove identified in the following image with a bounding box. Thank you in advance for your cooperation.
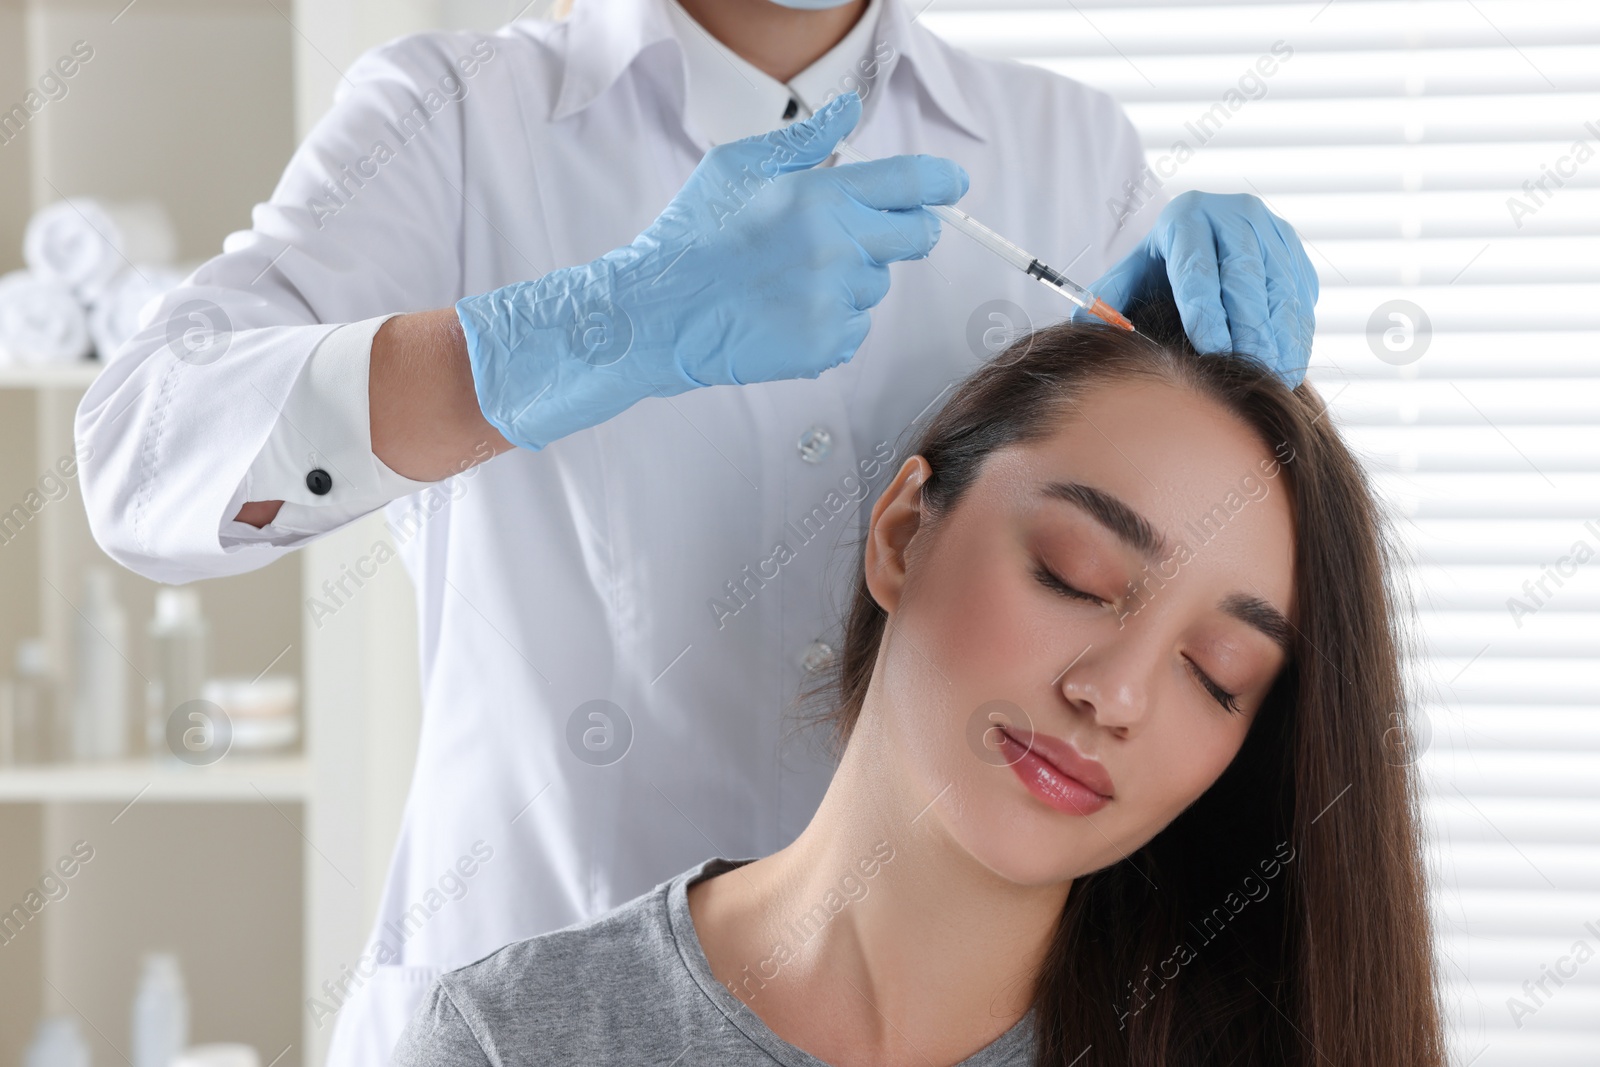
[457,91,969,451]
[1071,191,1319,388]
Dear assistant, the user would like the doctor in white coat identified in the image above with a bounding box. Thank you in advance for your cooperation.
[75,0,1317,1059]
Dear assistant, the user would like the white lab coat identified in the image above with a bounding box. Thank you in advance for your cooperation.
[74,0,1166,1059]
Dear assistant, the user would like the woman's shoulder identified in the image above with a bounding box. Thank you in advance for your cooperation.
[437,868,684,1016]
[393,858,755,1065]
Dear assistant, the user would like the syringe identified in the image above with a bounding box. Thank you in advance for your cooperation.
[833,141,1135,332]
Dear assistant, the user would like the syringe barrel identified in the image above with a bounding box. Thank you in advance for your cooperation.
[834,139,1126,330]
[924,204,1035,274]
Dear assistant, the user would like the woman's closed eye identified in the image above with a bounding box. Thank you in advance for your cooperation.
[1031,562,1105,606]
[1185,655,1243,715]
[1032,561,1244,715]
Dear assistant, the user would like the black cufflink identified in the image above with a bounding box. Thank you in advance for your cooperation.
[306,468,333,495]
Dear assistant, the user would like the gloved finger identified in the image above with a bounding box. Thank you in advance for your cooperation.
[1270,215,1319,375]
[829,155,969,212]
[838,308,873,366]
[1213,214,1279,365]
[1260,225,1314,384]
[1162,223,1234,355]
[802,309,873,379]
[850,206,941,264]
[1271,207,1319,303]
[1066,250,1150,326]
[729,90,863,178]
[846,261,893,312]
[1268,299,1309,389]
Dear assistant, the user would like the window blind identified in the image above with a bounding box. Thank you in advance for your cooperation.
[920,1,1600,1062]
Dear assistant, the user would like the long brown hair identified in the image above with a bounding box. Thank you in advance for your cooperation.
[800,292,1446,1065]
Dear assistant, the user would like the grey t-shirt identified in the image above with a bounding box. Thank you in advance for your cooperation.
[393,856,1037,1066]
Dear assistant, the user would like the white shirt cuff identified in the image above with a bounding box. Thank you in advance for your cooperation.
[226,314,438,541]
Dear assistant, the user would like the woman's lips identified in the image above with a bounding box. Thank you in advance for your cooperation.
[996,727,1112,816]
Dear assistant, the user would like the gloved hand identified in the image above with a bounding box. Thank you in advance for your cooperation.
[1070,190,1319,388]
[457,91,969,451]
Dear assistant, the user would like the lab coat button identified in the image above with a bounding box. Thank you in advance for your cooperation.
[306,468,333,495]
[800,640,836,674]
[797,425,832,464]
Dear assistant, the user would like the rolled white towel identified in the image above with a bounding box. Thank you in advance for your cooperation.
[23,198,177,304]
[0,270,92,365]
[88,263,188,365]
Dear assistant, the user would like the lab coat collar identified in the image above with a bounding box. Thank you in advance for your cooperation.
[662,0,888,147]
[550,0,986,144]
[876,0,987,143]
[662,0,806,147]
[786,0,885,117]
[552,0,680,122]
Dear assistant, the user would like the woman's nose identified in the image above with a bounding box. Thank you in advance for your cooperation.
[1056,631,1158,733]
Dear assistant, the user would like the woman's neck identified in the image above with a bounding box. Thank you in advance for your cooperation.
[688,709,1073,1067]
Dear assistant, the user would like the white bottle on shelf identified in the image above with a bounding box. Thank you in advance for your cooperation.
[132,952,189,1067]
[175,1045,260,1067]
[24,1016,90,1067]
[2,639,59,765]
[146,589,207,760]
[73,567,130,761]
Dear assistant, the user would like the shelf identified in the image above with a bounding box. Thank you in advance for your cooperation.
[0,755,307,803]
[0,359,103,389]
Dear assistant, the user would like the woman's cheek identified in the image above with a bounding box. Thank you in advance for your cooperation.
[1145,717,1242,822]
[921,538,1032,671]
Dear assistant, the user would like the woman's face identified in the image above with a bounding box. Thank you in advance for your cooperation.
[862,375,1297,886]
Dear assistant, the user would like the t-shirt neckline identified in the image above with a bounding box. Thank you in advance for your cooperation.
[663,856,1037,1067]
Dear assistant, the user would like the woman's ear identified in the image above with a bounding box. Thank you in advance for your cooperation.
[864,456,932,615]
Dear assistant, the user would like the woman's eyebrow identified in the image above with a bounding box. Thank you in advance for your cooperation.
[1039,481,1294,657]
[1218,592,1295,659]
[1040,481,1170,561]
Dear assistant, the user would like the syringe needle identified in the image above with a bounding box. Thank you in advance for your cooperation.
[1022,257,1136,333]
[833,142,1135,333]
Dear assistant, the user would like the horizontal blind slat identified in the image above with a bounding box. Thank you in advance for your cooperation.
[1399,521,1600,565]
[1343,425,1600,471]
[1411,577,1600,613]
[1432,890,1600,935]
[1403,656,1597,703]
[1426,796,1600,841]
[1035,46,1600,100]
[1413,610,1600,658]
[922,1,1600,55]
[1309,333,1600,378]
[1119,95,1600,147]
[1421,707,1600,752]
